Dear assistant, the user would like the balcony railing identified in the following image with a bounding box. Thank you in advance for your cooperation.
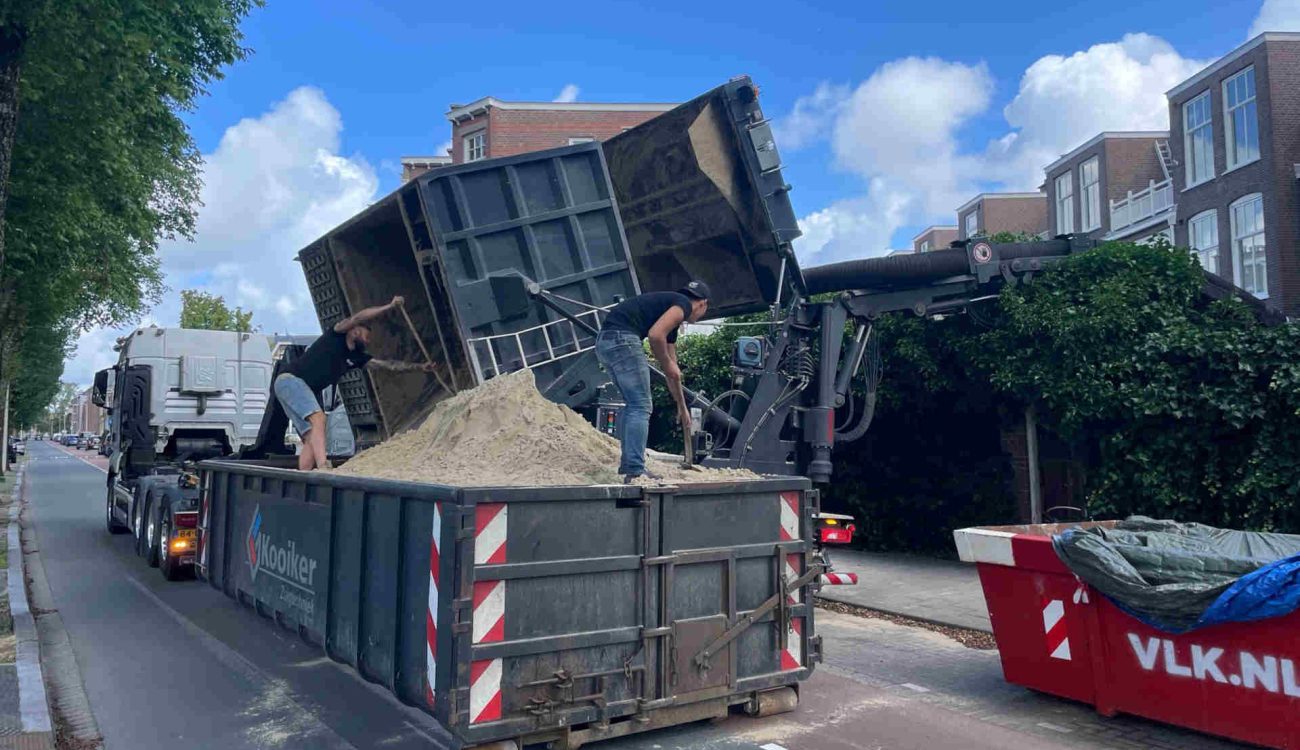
[1110,178,1173,233]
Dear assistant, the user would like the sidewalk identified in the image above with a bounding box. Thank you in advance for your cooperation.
[0,463,55,750]
[818,547,993,633]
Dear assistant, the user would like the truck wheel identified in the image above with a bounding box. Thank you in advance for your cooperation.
[159,512,184,581]
[105,478,128,535]
[143,499,161,568]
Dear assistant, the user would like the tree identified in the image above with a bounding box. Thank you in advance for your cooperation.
[180,289,255,332]
[0,0,259,446]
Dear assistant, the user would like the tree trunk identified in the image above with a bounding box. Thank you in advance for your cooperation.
[0,22,25,288]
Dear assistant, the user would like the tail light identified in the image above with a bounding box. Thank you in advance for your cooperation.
[815,513,856,544]
[174,512,198,529]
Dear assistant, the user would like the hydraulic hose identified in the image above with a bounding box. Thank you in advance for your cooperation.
[802,240,1075,295]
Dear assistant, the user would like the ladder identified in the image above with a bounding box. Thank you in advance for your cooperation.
[1155,140,1177,181]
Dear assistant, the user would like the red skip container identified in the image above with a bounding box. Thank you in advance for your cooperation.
[955,522,1300,750]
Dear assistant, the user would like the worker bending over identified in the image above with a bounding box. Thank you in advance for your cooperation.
[596,281,710,482]
[274,296,436,470]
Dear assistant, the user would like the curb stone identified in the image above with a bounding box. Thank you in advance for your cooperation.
[8,467,51,736]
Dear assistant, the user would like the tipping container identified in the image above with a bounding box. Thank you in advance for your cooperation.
[199,460,822,749]
[955,522,1300,750]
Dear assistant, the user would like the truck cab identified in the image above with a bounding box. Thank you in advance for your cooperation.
[95,326,274,579]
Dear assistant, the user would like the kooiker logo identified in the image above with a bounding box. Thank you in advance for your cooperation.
[247,504,319,592]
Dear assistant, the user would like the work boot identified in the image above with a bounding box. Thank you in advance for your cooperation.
[622,469,662,484]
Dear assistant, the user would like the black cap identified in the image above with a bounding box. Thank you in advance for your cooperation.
[680,280,711,300]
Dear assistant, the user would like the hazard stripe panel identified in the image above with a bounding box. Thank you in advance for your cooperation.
[470,503,507,724]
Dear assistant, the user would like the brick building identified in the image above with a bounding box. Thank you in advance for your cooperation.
[912,225,958,253]
[1043,132,1174,244]
[72,387,103,435]
[443,98,676,166]
[1166,32,1300,315]
[955,193,1048,240]
[400,155,452,182]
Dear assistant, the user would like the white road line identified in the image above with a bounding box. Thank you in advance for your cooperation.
[900,682,931,693]
[1037,722,1073,734]
[51,446,106,474]
[760,744,790,750]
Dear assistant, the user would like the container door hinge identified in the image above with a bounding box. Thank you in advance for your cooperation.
[809,634,824,664]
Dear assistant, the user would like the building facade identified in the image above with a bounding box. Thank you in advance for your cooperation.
[955,193,1048,240]
[443,98,676,166]
[1042,132,1174,243]
[912,226,958,253]
[72,388,103,435]
[400,155,452,182]
[1166,32,1300,315]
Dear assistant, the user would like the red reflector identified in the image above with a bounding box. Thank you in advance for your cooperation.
[820,527,853,544]
[174,513,198,528]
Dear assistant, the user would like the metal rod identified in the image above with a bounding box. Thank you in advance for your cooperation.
[396,302,456,394]
[1026,403,1042,524]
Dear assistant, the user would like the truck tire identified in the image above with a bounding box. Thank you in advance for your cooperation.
[105,476,128,534]
[143,496,161,567]
[159,510,185,581]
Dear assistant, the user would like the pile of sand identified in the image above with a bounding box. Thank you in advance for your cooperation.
[332,369,758,487]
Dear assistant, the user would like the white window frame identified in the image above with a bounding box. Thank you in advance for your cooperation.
[1054,172,1074,235]
[463,131,486,162]
[964,210,978,239]
[919,239,930,252]
[1223,66,1260,171]
[1184,92,1214,188]
[567,137,596,145]
[1188,210,1219,274]
[1080,157,1101,232]
[1229,193,1267,298]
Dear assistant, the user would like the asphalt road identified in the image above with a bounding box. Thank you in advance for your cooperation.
[23,440,1248,750]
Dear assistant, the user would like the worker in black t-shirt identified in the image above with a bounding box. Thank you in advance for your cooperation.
[596,281,710,482]
[274,296,436,470]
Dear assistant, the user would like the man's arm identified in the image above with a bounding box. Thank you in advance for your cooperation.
[647,307,686,382]
[333,296,404,333]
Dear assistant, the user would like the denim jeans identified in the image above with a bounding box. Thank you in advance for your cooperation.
[595,330,652,476]
[273,373,322,437]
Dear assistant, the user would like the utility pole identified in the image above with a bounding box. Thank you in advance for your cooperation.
[1,381,9,476]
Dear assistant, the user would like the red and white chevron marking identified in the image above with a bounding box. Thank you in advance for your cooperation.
[818,572,859,585]
[1042,598,1071,661]
[470,503,507,724]
[778,491,804,671]
[425,502,441,707]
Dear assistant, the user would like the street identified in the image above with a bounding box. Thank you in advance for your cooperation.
[25,439,1248,750]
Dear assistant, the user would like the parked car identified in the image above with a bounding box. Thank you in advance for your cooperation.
[84,436,100,451]
[63,434,78,446]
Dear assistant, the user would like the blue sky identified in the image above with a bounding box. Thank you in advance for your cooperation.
[195,0,1267,209]
[62,0,1299,383]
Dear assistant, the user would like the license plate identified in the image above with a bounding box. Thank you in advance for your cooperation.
[176,528,196,540]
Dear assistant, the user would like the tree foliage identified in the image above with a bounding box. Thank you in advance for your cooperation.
[180,289,255,332]
[0,0,258,423]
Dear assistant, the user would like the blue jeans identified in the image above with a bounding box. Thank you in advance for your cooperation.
[596,331,651,476]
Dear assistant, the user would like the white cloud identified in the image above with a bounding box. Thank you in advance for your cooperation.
[775,82,849,150]
[436,139,452,157]
[62,86,378,387]
[788,58,993,263]
[788,34,1208,267]
[553,84,580,103]
[1251,0,1300,36]
[987,34,1207,189]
